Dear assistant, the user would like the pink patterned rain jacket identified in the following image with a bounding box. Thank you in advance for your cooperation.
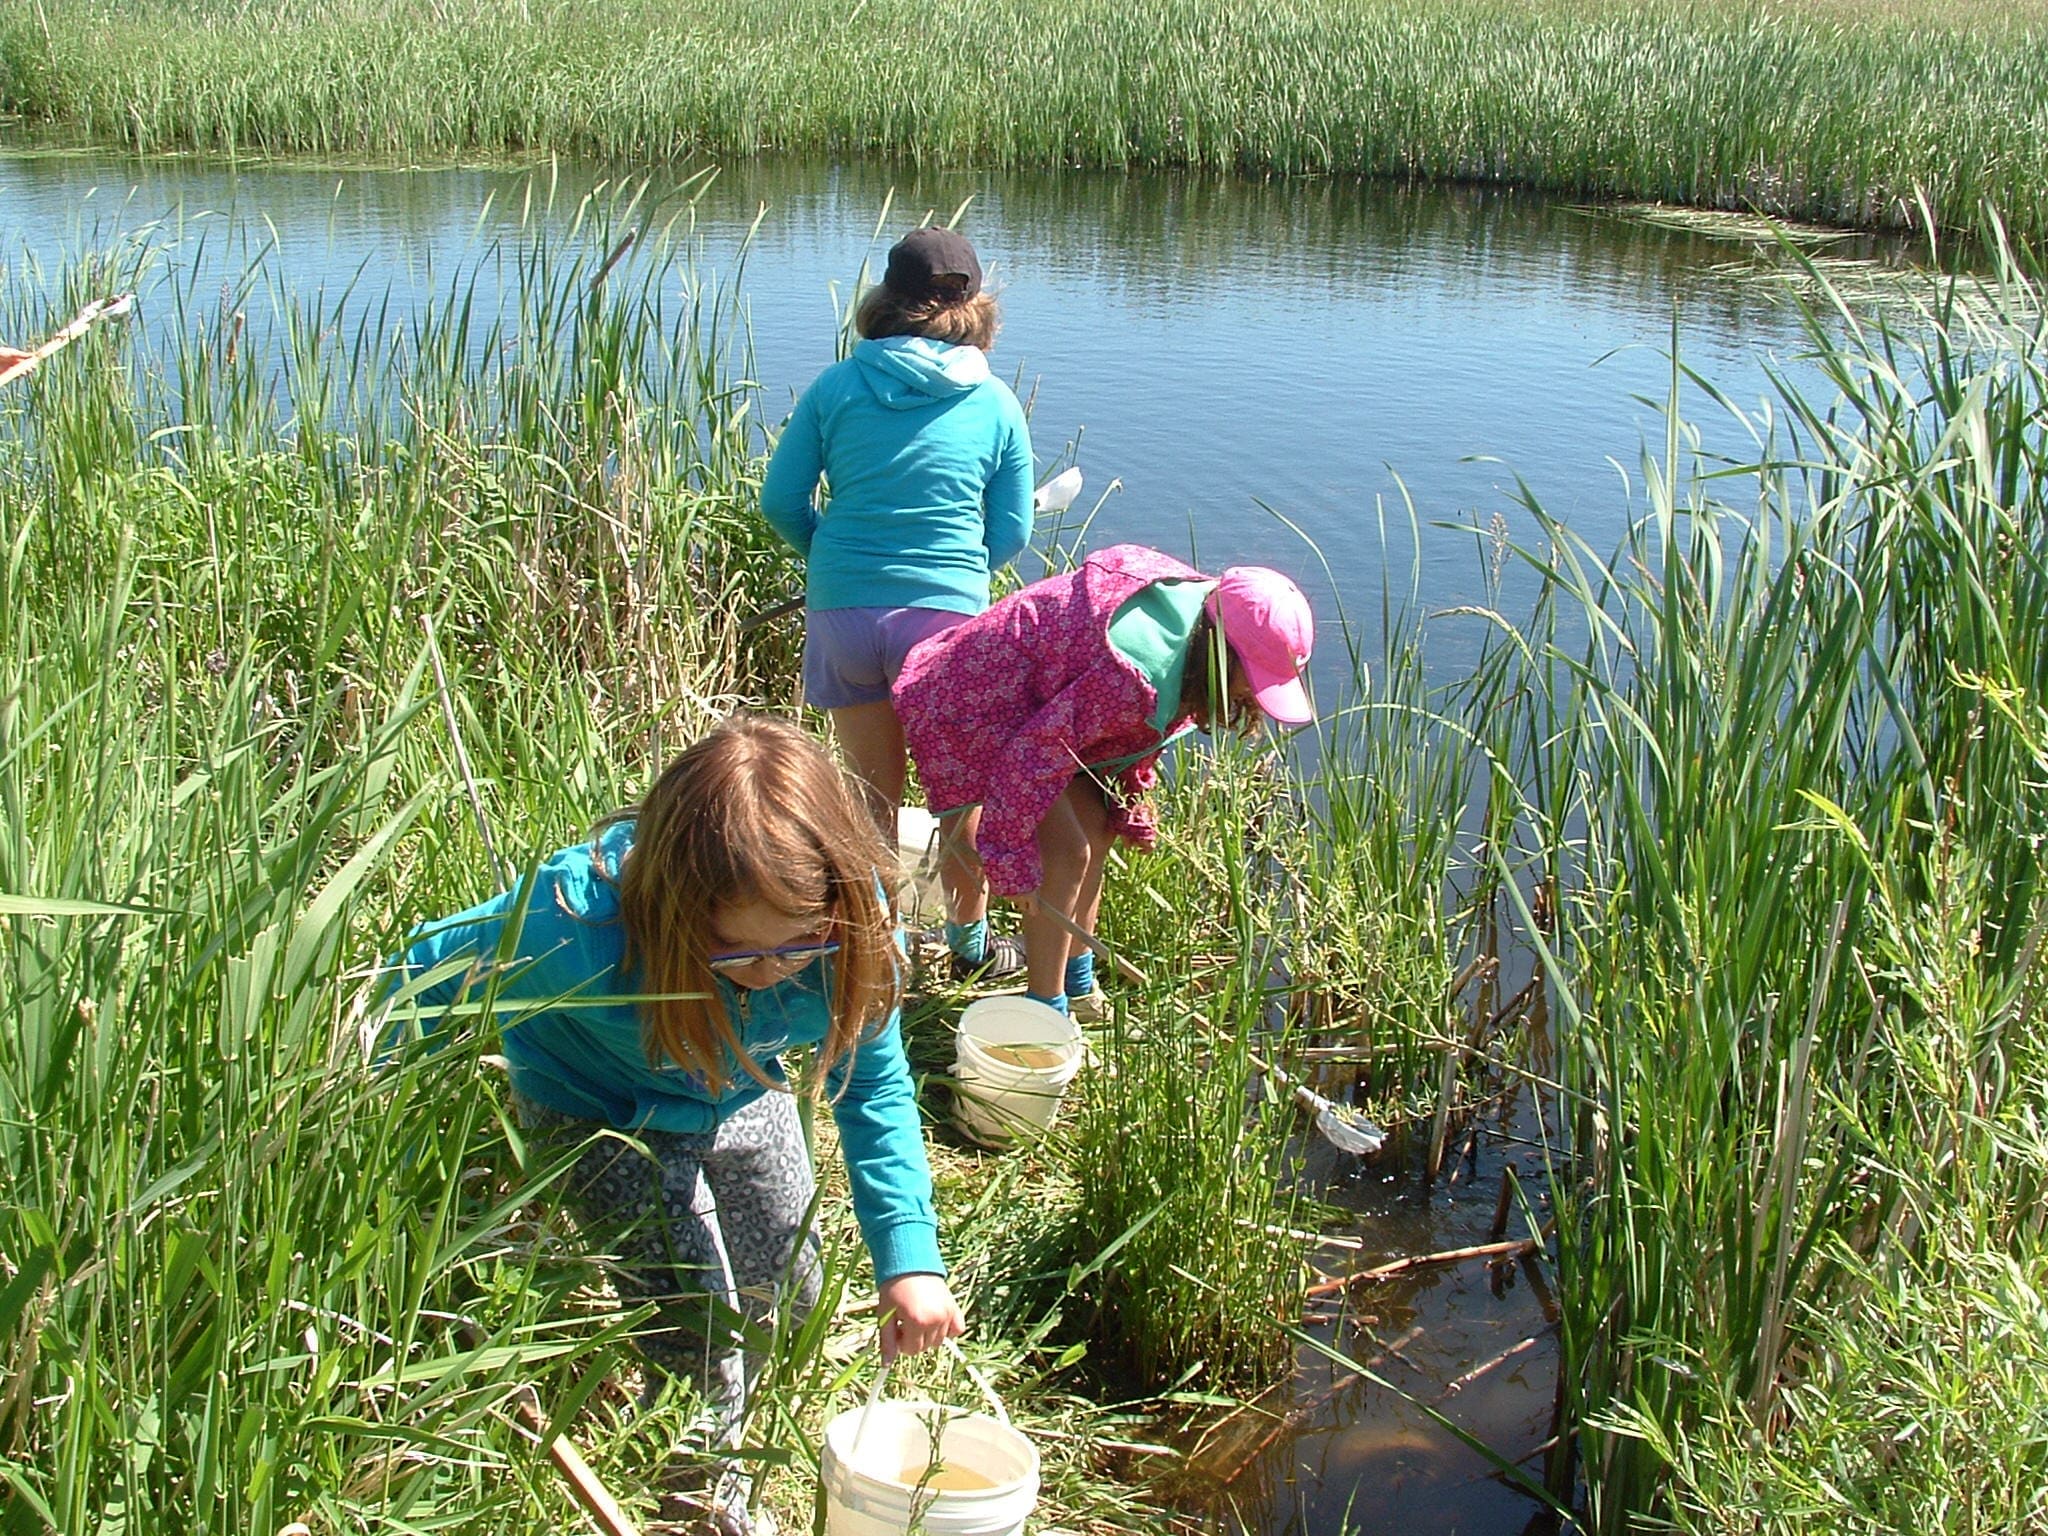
[894,543,1203,896]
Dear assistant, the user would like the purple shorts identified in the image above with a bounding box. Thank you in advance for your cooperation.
[803,605,969,710]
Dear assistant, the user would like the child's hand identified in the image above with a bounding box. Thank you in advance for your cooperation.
[876,1273,965,1361]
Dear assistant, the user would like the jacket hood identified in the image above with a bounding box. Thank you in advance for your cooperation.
[853,335,990,410]
[556,820,631,922]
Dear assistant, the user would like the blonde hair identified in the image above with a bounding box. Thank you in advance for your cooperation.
[854,284,1001,351]
[599,715,899,1095]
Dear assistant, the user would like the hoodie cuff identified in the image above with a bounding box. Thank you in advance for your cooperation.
[866,1218,946,1284]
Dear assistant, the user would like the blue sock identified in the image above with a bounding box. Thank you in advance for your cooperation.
[1025,990,1070,1015]
[1064,952,1097,1000]
[946,919,988,962]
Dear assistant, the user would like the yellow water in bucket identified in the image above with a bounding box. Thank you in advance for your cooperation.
[980,1043,1066,1070]
[820,1347,1039,1536]
[896,1456,1003,1491]
[952,995,1085,1147]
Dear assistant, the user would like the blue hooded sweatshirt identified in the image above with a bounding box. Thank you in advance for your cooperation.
[387,822,943,1283]
[760,335,1034,615]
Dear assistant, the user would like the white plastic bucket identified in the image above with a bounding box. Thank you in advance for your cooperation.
[952,995,1084,1148]
[895,805,946,925]
[820,1347,1039,1536]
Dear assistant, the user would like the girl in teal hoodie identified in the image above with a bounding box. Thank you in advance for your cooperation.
[388,716,961,1535]
[760,227,1034,982]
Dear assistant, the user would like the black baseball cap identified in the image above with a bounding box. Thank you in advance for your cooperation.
[883,227,982,301]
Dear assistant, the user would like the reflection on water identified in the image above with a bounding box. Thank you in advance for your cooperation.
[0,150,1913,708]
[1211,1117,1566,1536]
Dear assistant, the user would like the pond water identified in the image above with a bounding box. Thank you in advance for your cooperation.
[0,150,1912,707]
[1240,1095,1564,1536]
[0,149,1916,1535]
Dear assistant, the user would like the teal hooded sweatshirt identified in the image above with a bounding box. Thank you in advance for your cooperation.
[388,822,943,1282]
[760,335,1034,615]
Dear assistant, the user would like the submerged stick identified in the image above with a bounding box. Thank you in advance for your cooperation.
[1211,1367,1364,1485]
[1302,1238,1539,1300]
[1435,1329,1549,1402]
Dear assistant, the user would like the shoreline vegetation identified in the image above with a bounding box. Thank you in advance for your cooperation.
[0,0,2046,247]
[1,11,2045,1523]
[1,181,2042,1536]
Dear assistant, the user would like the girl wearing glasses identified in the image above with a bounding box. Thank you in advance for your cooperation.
[389,715,961,1535]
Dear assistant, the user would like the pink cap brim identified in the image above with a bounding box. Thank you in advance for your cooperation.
[1252,673,1315,727]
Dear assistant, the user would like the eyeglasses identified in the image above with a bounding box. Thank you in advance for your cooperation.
[706,939,840,976]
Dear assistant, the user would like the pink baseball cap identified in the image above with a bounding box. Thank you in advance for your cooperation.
[1206,566,1316,726]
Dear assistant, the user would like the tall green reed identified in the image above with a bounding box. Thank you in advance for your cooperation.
[1065,747,1312,1393]
[1279,496,1483,1111]
[1618,742,2048,1533]
[1466,236,2048,1527]
[0,183,798,1530]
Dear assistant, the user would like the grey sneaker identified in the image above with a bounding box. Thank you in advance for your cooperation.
[706,1498,776,1536]
[706,1467,777,1536]
[948,932,1027,983]
[1068,985,1110,1025]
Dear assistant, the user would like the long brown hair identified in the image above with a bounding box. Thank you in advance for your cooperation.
[599,715,899,1094]
[1177,612,1260,734]
[854,284,1001,350]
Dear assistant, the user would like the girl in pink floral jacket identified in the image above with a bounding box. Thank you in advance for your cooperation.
[893,543,1314,1014]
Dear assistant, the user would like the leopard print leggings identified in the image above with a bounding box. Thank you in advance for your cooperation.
[515,1088,823,1441]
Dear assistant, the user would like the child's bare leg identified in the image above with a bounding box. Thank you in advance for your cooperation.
[1071,823,1111,961]
[1065,785,1116,1015]
[935,805,1022,979]
[1025,779,1112,1000]
[936,807,989,926]
[828,700,906,836]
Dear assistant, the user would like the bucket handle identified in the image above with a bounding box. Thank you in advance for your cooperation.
[944,1337,1009,1426]
[846,1338,1011,1458]
[845,1348,895,1459]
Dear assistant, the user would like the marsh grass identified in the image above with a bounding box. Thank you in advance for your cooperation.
[4,0,2048,246]
[1613,840,2048,1534]
[1275,505,1483,1117]
[1054,749,1312,1394]
[0,177,805,1531]
[1157,216,2048,1534]
[1449,239,2048,1527]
